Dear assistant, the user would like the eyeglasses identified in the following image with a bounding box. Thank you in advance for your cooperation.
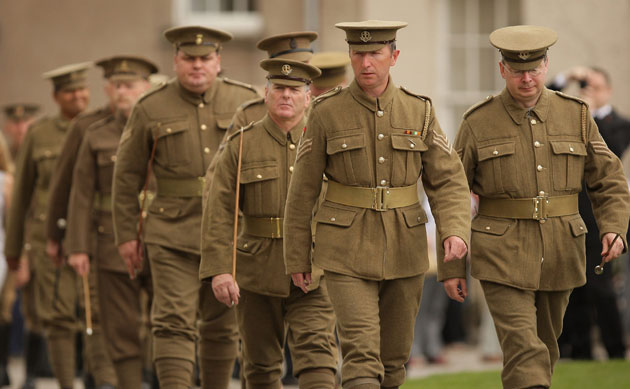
[502,62,546,78]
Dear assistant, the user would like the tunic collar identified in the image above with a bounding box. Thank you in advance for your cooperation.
[176,79,217,105]
[349,75,397,113]
[263,114,306,146]
[54,114,70,131]
[500,87,551,125]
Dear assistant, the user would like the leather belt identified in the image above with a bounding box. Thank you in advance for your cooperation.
[325,180,419,211]
[243,216,283,239]
[156,177,205,197]
[478,194,578,221]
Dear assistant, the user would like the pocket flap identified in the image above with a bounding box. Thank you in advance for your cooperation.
[550,141,587,156]
[402,206,428,227]
[32,147,60,160]
[152,120,188,139]
[240,163,279,184]
[314,204,357,227]
[477,142,515,162]
[326,133,365,155]
[471,216,511,236]
[568,217,588,237]
[215,113,233,130]
[391,134,428,152]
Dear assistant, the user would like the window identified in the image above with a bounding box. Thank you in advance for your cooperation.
[172,0,263,38]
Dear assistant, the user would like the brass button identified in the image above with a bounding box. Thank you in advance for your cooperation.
[24,243,31,251]
[341,143,348,149]
[198,103,204,108]
[204,147,210,154]
[569,146,574,152]
[289,144,296,150]
[380,179,387,185]
[256,174,262,179]
[417,216,422,222]
[537,165,543,171]
[166,128,172,133]
[485,226,491,230]
[539,191,545,196]
[377,110,384,117]
[159,207,164,213]
[44,150,52,157]
[289,166,294,172]
[56,218,67,229]
[200,124,207,131]
[39,213,45,220]
[492,150,499,155]
[97,226,105,233]
[579,226,584,230]
[534,141,541,147]
[243,243,248,249]
[111,155,117,162]
[409,143,415,148]
[539,219,546,224]
[378,157,385,164]
[141,211,148,218]
[330,217,336,222]
[378,134,385,140]
[531,119,537,125]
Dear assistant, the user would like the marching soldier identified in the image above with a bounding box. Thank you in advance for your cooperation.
[65,56,157,389]
[201,59,338,388]
[5,62,91,389]
[2,103,40,158]
[112,26,259,387]
[310,51,350,97]
[283,20,471,388]
[452,26,630,388]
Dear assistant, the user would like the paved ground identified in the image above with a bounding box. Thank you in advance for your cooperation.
[6,344,502,388]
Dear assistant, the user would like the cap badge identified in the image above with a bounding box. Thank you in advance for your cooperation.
[289,38,297,49]
[120,60,129,72]
[281,64,292,75]
[195,34,203,45]
[360,30,372,43]
[518,51,531,60]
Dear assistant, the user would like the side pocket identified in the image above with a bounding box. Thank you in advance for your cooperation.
[314,203,357,228]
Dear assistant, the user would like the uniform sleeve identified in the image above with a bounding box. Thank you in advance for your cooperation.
[283,111,327,274]
[421,109,471,281]
[199,138,239,279]
[112,105,151,246]
[230,105,250,132]
[453,118,478,190]
[65,134,97,255]
[583,114,630,249]
[46,121,86,242]
[5,130,37,258]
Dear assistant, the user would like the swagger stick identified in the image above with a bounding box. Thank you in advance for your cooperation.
[595,233,621,275]
[232,127,245,282]
[82,273,93,335]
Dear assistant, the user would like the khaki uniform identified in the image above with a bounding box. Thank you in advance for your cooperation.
[283,79,471,387]
[112,78,258,387]
[454,88,630,388]
[4,115,80,388]
[66,113,152,389]
[200,115,338,386]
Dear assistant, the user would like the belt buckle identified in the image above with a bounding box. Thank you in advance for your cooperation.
[532,195,549,221]
[269,217,282,238]
[373,186,390,211]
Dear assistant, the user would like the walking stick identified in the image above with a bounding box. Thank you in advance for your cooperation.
[82,273,93,335]
[594,233,621,275]
[232,127,245,286]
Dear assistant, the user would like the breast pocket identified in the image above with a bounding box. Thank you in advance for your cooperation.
[151,119,192,167]
[550,141,587,191]
[240,162,279,215]
[476,141,517,194]
[33,147,60,188]
[95,148,117,191]
[391,134,428,185]
[326,132,366,185]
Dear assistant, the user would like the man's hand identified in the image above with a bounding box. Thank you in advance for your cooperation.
[291,272,312,294]
[443,236,467,262]
[118,240,143,279]
[601,232,624,263]
[444,277,468,302]
[6,256,19,272]
[14,256,30,288]
[68,253,90,276]
[211,274,240,307]
[46,239,64,266]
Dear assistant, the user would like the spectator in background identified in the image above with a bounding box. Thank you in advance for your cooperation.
[549,66,629,360]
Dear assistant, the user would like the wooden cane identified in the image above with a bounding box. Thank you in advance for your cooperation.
[82,273,93,335]
[232,127,245,283]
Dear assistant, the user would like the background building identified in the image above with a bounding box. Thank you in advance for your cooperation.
[1,0,629,139]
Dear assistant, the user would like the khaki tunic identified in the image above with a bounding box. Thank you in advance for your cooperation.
[284,78,471,281]
[229,97,266,133]
[46,106,112,243]
[455,88,630,291]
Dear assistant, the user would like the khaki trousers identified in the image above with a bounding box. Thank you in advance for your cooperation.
[147,244,238,387]
[481,281,572,389]
[325,271,424,388]
[237,281,337,387]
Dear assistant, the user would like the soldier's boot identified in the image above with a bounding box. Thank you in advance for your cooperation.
[199,357,234,388]
[154,357,193,388]
[114,357,143,389]
[0,323,11,387]
[298,368,336,389]
[84,328,117,387]
[47,332,76,389]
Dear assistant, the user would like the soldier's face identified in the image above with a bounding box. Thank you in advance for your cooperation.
[104,79,117,106]
[500,58,548,107]
[113,79,152,117]
[2,118,32,149]
[265,83,310,122]
[54,87,90,119]
[174,50,221,94]
[350,46,399,93]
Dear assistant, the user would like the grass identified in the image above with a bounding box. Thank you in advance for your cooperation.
[401,360,630,388]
